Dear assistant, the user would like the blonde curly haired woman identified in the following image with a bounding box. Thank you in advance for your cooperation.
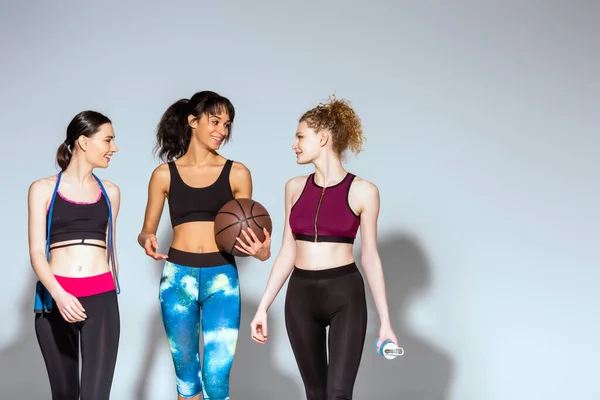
[250,96,398,400]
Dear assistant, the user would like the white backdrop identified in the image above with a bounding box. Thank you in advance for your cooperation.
[1,1,598,399]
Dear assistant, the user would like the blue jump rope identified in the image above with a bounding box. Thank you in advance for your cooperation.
[34,171,121,314]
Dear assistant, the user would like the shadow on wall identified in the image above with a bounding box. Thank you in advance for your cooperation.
[353,233,454,400]
[0,271,52,399]
[133,230,302,399]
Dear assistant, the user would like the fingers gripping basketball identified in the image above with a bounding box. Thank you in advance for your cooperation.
[214,198,272,257]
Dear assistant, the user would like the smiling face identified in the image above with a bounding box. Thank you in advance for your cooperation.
[189,110,231,151]
[76,123,118,168]
[292,121,324,165]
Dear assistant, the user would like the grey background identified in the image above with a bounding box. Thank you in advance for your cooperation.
[0,1,598,399]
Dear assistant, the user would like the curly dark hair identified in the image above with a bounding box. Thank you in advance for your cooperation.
[154,90,235,162]
[299,95,364,157]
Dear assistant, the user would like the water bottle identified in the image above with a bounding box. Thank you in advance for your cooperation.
[374,339,404,360]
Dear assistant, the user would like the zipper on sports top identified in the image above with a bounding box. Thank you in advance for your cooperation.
[314,187,326,242]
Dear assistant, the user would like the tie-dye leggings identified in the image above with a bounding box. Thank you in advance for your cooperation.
[159,248,240,399]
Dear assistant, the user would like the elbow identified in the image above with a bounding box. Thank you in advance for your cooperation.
[360,256,370,271]
[360,250,379,270]
[273,248,296,272]
[274,238,296,262]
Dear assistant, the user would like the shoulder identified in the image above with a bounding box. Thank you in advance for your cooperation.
[285,174,310,195]
[99,179,121,204]
[149,162,172,187]
[286,174,310,188]
[229,160,251,182]
[100,179,120,194]
[350,175,379,202]
[230,160,250,176]
[28,175,57,198]
[152,162,171,178]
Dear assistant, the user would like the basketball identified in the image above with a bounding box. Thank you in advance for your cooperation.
[214,198,273,257]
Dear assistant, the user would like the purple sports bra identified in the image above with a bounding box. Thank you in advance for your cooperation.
[289,173,360,243]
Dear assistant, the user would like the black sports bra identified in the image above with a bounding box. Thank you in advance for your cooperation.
[46,191,109,250]
[167,160,235,227]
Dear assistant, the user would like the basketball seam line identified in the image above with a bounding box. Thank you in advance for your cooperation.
[231,199,248,255]
[230,222,242,255]
[235,199,250,222]
[217,211,242,220]
[215,215,270,237]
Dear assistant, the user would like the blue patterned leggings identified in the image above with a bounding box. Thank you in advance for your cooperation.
[159,250,240,400]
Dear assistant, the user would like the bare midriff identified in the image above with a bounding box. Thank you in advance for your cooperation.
[171,222,221,253]
[49,239,110,277]
[294,241,355,270]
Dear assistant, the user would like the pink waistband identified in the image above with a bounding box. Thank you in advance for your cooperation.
[55,272,115,298]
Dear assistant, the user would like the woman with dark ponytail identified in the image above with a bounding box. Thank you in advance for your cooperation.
[138,90,271,400]
[28,110,121,400]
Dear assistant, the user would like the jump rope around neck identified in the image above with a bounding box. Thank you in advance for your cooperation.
[34,171,121,314]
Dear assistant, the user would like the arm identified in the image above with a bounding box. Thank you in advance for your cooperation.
[358,182,394,332]
[104,181,120,275]
[250,178,301,343]
[230,161,271,261]
[256,177,300,312]
[137,164,169,259]
[28,180,63,298]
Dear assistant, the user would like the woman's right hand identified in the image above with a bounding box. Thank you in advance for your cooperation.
[143,234,168,260]
[54,290,87,323]
[250,309,268,344]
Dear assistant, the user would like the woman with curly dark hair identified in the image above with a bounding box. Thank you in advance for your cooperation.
[250,96,398,399]
[137,90,271,400]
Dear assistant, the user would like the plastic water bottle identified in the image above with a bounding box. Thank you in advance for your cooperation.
[374,339,404,360]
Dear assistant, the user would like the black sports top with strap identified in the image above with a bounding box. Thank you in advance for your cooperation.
[46,191,109,250]
[167,159,235,227]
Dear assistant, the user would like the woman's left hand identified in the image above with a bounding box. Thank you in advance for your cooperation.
[234,227,271,261]
[375,324,399,352]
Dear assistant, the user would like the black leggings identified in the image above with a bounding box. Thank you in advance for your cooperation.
[285,263,368,400]
[34,290,120,400]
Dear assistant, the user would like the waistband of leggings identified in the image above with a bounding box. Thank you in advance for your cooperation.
[291,262,359,279]
[54,272,115,298]
[167,247,236,268]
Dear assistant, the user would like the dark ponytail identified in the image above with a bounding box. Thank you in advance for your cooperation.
[56,141,72,171]
[56,110,112,170]
[154,99,192,162]
[154,91,236,162]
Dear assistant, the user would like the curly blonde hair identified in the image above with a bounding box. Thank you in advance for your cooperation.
[299,95,364,158]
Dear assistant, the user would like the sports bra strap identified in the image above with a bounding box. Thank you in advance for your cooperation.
[45,172,62,258]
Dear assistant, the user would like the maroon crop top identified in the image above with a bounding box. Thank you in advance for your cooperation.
[289,173,360,243]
